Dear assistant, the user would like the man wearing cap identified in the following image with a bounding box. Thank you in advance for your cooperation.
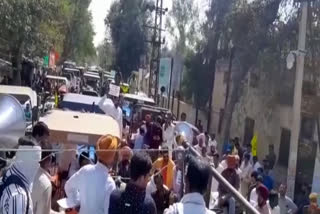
[65,135,118,214]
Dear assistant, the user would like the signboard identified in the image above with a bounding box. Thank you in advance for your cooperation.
[158,58,173,96]
[109,84,120,97]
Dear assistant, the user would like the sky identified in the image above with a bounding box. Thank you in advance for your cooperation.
[89,0,207,47]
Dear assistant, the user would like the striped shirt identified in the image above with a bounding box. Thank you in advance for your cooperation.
[0,165,33,214]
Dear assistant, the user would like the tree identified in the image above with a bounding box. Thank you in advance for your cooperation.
[183,44,212,122]
[202,0,235,131]
[221,0,284,142]
[166,0,199,56]
[59,0,96,64]
[96,40,113,70]
[0,0,58,84]
[106,0,151,80]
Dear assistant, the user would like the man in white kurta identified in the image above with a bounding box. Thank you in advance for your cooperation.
[64,135,118,214]
[65,162,116,214]
[239,153,253,197]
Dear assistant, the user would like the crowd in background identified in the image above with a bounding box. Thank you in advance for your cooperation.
[0,104,319,214]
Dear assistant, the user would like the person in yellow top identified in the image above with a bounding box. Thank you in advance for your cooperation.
[153,146,175,190]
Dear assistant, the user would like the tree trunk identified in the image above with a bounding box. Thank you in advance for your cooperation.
[195,107,199,126]
[11,48,22,86]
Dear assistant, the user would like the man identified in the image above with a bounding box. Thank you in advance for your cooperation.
[162,114,175,153]
[266,144,277,170]
[209,153,224,209]
[218,155,240,214]
[32,122,50,144]
[239,153,253,197]
[234,140,243,163]
[118,146,133,183]
[253,156,262,171]
[153,147,175,189]
[0,136,42,214]
[195,133,206,155]
[99,95,123,136]
[180,112,187,122]
[249,174,264,206]
[201,147,212,163]
[278,183,298,214]
[109,152,156,214]
[260,162,274,191]
[65,135,118,214]
[197,120,204,133]
[269,190,280,214]
[243,143,253,163]
[32,142,54,214]
[78,151,91,168]
[152,171,172,214]
[164,156,214,214]
[208,134,217,155]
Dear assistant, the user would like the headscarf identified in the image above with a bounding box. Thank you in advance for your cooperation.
[96,135,118,165]
[257,185,269,207]
[14,145,42,189]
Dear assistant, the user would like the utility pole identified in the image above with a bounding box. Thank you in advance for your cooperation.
[287,1,308,199]
[147,0,166,102]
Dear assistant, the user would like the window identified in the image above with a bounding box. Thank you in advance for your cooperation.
[278,128,291,167]
[243,117,255,145]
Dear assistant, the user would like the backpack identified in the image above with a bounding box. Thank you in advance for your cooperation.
[0,174,30,214]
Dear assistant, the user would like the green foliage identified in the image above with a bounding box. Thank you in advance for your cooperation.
[106,0,151,80]
[97,40,113,70]
[0,0,59,83]
[166,0,199,56]
[183,45,211,108]
[59,0,96,65]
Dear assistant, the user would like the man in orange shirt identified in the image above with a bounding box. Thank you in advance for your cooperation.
[153,147,175,190]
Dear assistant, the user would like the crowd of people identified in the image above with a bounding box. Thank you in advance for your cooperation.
[0,107,319,214]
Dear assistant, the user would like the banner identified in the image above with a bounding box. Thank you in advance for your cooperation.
[158,58,173,96]
[251,134,258,156]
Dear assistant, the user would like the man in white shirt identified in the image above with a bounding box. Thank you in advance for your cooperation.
[209,153,224,209]
[239,153,253,197]
[162,114,175,153]
[195,133,206,155]
[65,135,118,214]
[278,183,298,214]
[208,134,218,154]
[253,156,262,171]
[164,156,214,214]
[32,142,54,214]
[98,96,123,136]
